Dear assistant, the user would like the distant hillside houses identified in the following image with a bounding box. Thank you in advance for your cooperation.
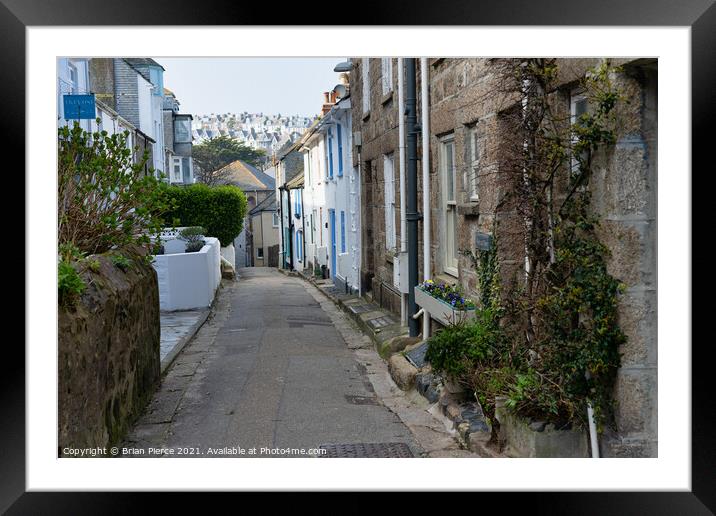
[192,112,316,154]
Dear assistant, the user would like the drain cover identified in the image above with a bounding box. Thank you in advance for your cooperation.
[286,315,333,327]
[345,395,380,405]
[318,442,414,458]
[367,316,396,329]
[348,304,373,314]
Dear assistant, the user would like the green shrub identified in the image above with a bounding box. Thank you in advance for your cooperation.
[163,184,247,246]
[111,254,132,271]
[179,226,206,241]
[87,258,101,273]
[58,260,85,304]
[58,121,171,256]
[425,308,502,380]
[185,241,205,253]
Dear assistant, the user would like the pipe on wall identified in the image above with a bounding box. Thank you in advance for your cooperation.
[398,58,408,326]
[420,57,432,340]
[405,58,419,338]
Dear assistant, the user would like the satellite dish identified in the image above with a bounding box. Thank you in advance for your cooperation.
[333,84,347,99]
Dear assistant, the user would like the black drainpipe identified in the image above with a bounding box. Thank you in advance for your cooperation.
[278,186,286,268]
[286,187,294,270]
[405,58,420,337]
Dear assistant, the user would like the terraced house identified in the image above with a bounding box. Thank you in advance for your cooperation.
[351,57,657,457]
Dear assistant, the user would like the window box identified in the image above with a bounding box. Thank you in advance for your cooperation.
[415,285,477,327]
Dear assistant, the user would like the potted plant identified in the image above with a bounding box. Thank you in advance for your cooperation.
[415,279,477,326]
[179,226,206,253]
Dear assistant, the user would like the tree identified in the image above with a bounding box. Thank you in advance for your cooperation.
[192,136,266,185]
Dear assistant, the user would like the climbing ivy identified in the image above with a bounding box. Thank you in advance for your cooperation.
[425,60,628,434]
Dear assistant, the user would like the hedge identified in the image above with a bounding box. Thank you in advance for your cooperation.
[163,183,248,246]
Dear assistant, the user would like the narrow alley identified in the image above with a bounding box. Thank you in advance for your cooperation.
[123,268,471,458]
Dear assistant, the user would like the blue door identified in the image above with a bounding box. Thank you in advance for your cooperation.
[329,209,337,279]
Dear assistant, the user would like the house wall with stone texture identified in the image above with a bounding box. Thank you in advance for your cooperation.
[351,57,404,314]
[352,57,657,457]
[58,248,160,455]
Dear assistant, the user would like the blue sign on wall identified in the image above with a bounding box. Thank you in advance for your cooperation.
[63,94,96,120]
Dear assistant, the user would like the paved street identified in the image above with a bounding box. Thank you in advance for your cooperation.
[124,268,470,458]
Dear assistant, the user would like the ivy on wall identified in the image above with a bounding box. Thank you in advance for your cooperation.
[425,60,628,433]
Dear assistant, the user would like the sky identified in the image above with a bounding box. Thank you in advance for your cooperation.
[155,57,344,117]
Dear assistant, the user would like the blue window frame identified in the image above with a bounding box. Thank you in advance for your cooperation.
[328,129,334,179]
[340,211,346,253]
[296,231,303,262]
[337,123,343,177]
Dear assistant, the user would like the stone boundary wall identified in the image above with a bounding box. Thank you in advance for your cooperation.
[58,249,160,456]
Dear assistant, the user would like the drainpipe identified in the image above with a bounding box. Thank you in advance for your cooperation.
[586,371,600,458]
[420,58,431,340]
[278,186,285,268]
[286,187,294,270]
[397,58,408,326]
[302,192,307,273]
[405,58,420,338]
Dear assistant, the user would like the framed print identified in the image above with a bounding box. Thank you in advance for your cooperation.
[6,0,712,511]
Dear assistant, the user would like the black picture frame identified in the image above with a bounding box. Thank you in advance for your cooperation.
[6,0,711,511]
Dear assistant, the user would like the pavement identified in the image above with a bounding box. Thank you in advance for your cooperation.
[294,269,409,358]
[122,267,476,458]
[159,310,210,372]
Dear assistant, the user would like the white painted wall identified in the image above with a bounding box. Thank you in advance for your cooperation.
[151,93,165,176]
[220,243,235,268]
[152,236,221,311]
[320,100,359,292]
[137,75,153,136]
[57,58,91,132]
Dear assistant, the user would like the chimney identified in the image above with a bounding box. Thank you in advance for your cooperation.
[321,91,336,115]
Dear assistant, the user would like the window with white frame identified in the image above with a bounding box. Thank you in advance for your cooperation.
[257,247,264,259]
[381,58,393,95]
[311,210,317,244]
[67,61,79,94]
[272,211,279,227]
[467,124,481,201]
[305,149,312,184]
[441,135,458,275]
[362,58,371,114]
[172,157,183,183]
[383,153,396,251]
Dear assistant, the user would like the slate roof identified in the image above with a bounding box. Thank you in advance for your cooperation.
[249,190,277,215]
[217,159,276,191]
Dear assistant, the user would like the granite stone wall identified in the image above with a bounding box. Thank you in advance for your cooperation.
[352,57,658,457]
[58,248,160,456]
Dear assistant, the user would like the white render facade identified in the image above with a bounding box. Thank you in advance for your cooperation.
[57,58,169,179]
[296,97,360,294]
